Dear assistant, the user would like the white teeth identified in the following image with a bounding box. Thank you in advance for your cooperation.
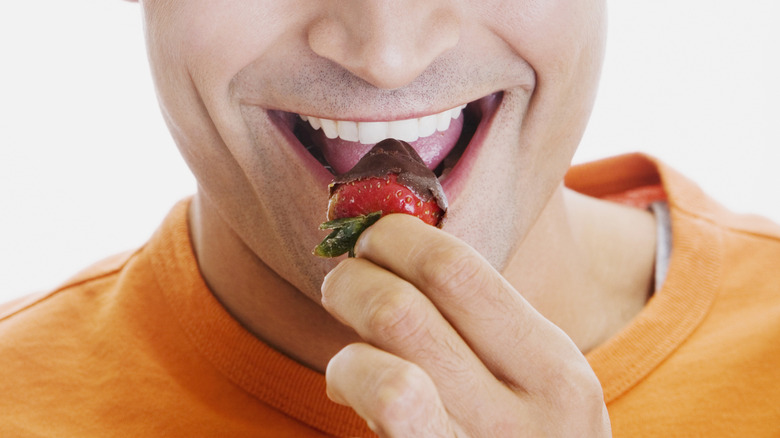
[358,121,389,144]
[436,110,452,132]
[338,120,359,142]
[451,105,463,120]
[387,118,419,142]
[418,114,437,138]
[320,118,338,139]
[299,104,466,144]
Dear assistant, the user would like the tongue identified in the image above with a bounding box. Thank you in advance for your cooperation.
[316,115,464,174]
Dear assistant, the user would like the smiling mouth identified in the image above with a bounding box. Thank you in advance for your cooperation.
[274,92,501,180]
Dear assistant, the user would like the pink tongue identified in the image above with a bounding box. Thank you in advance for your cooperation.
[317,115,464,175]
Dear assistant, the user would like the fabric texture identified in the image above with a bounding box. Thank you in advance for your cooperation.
[566,154,780,436]
[2,153,779,436]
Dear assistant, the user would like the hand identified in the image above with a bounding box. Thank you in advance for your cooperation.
[321,214,611,437]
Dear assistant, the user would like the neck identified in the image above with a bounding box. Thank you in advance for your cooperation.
[189,185,656,374]
[503,186,656,352]
[189,192,361,373]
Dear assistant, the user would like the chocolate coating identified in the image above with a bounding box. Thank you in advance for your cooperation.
[330,139,448,212]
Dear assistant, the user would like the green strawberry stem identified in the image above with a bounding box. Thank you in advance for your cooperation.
[313,211,382,258]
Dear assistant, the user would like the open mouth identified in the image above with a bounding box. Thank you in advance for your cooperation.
[273,92,502,181]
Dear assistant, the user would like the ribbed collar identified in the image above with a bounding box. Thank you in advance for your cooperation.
[570,154,723,403]
[146,200,374,437]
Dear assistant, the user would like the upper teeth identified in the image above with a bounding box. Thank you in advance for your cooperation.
[299,104,466,144]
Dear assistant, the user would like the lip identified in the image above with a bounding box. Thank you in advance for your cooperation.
[439,92,502,200]
[264,91,504,202]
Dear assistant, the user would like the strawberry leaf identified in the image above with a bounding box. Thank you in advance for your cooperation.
[313,211,382,258]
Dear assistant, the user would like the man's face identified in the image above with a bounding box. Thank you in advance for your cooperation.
[140,0,606,298]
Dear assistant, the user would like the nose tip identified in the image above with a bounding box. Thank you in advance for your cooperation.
[308,3,460,90]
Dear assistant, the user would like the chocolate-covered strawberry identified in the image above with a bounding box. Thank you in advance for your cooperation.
[314,139,448,258]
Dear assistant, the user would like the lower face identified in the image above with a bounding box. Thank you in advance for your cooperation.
[141,0,606,300]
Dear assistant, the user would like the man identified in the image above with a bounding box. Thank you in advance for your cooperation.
[1,0,779,437]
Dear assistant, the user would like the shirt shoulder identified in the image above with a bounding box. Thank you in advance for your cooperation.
[0,249,137,322]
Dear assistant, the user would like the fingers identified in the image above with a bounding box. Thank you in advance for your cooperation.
[326,343,456,438]
[323,214,610,436]
[321,256,511,419]
[352,214,587,393]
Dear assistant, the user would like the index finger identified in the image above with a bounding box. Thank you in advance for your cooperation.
[354,214,587,393]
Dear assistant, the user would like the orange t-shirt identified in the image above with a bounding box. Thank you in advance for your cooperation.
[2,154,780,436]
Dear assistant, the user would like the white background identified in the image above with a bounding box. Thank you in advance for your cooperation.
[1,1,779,302]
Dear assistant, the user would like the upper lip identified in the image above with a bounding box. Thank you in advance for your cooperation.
[295,103,468,124]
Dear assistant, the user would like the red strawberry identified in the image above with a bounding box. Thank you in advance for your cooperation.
[314,139,448,258]
[327,174,443,226]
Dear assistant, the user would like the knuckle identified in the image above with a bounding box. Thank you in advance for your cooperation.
[558,374,610,435]
[333,342,364,365]
[418,244,491,300]
[366,284,428,345]
[489,416,530,438]
[524,361,610,437]
[373,363,435,425]
[321,257,363,307]
[550,362,606,415]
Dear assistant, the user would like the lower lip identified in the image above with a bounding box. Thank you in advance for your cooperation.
[439,93,503,200]
[267,110,335,185]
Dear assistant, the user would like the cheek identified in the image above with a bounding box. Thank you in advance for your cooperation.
[143,0,312,108]
[485,0,607,97]
[446,0,606,268]
[180,1,293,99]
[490,0,606,170]
[140,0,309,185]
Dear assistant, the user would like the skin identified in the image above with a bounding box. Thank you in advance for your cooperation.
[137,0,657,435]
